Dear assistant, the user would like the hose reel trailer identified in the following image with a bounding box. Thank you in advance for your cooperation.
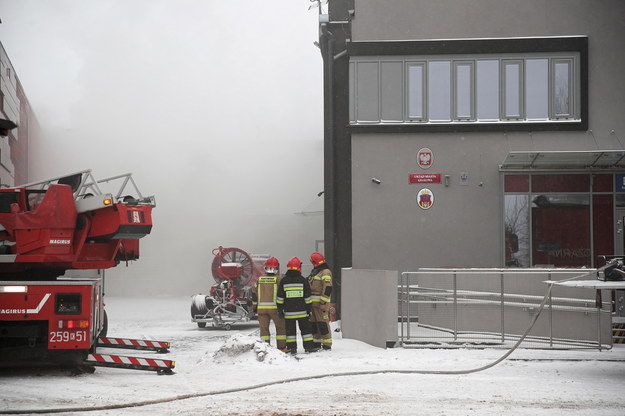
[191,246,267,329]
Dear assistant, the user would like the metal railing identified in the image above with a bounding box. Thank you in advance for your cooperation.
[18,170,155,206]
[399,268,613,350]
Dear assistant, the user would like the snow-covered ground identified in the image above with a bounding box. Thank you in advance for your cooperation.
[1,296,624,416]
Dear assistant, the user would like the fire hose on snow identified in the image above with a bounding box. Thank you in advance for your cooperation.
[0,269,614,415]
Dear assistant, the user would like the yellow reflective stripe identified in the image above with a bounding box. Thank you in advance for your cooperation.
[320,296,331,303]
[276,335,287,340]
[257,305,278,309]
[321,339,332,344]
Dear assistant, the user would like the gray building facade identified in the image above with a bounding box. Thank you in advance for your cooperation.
[320,0,625,301]
[0,42,37,186]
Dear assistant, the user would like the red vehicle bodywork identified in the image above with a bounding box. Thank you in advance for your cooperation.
[0,179,153,364]
[0,280,104,361]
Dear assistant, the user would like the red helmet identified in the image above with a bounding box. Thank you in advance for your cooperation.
[310,252,326,267]
[287,257,302,271]
[264,257,279,274]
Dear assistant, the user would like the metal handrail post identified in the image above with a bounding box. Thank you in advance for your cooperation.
[549,272,553,348]
[596,289,602,350]
[406,272,411,341]
[400,272,405,344]
[500,272,505,343]
[453,271,457,341]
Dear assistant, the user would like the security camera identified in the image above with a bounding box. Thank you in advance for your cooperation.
[371,178,381,184]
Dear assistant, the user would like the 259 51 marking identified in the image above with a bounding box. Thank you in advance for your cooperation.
[49,330,87,343]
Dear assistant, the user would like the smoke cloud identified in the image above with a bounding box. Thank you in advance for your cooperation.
[0,0,324,295]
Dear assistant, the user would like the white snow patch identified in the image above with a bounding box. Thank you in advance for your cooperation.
[2,296,624,416]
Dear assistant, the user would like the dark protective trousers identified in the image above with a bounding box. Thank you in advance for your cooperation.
[284,317,315,352]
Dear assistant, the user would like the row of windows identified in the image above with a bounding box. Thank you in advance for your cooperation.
[349,53,580,125]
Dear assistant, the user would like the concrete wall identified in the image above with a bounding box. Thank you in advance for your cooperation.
[348,0,625,272]
[341,268,398,348]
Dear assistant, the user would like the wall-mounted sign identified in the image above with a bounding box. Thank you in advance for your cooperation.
[409,173,441,184]
[417,188,434,210]
[459,172,469,186]
[417,148,433,169]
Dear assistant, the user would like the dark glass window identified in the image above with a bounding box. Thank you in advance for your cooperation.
[531,174,589,192]
[504,175,529,192]
[531,194,590,267]
[505,173,616,267]
[593,194,614,262]
[504,195,530,267]
[592,174,613,192]
[0,193,18,213]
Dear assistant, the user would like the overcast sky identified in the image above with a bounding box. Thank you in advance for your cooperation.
[0,0,326,295]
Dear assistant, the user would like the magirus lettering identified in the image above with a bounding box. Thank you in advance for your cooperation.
[1,309,26,314]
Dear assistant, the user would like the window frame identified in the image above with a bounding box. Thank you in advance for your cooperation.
[406,62,426,121]
[525,58,550,121]
[501,59,525,120]
[453,61,475,121]
[427,60,452,122]
[347,36,588,133]
[551,58,575,119]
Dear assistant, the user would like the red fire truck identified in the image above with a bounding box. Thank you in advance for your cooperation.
[0,170,173,373]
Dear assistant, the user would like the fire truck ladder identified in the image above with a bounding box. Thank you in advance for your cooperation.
[85,337,174,374]
[19,169,156,208]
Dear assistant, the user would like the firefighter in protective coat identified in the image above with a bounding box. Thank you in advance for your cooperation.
[308,252,333,350]
[251,257,287,351]
[276,257,316,354]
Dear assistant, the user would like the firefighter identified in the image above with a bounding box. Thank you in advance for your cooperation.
[308,252,333,350]
[251,257,287,351]
[276,257,317,354]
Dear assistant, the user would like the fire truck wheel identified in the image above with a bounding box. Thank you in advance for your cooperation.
[101,309,108,338]
[197,322,206,328]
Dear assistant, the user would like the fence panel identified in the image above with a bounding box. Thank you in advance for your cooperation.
[399,268,613,350]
